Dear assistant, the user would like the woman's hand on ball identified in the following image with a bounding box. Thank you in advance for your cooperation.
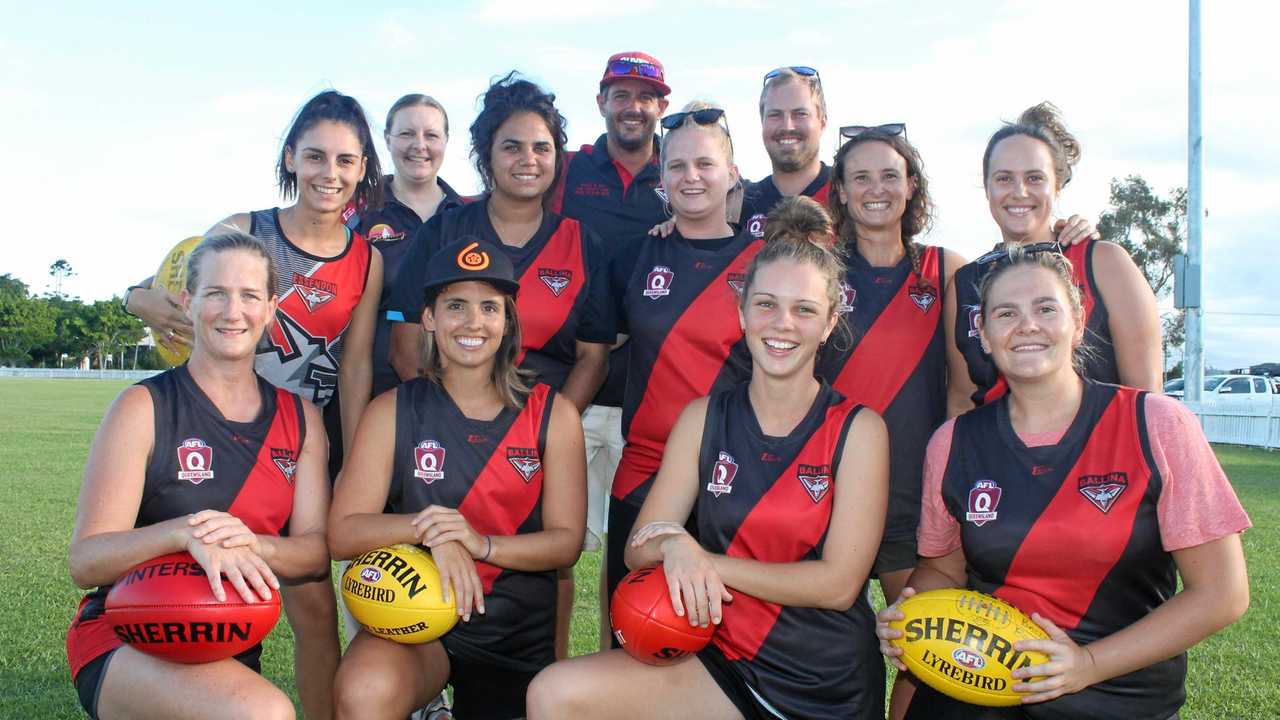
[431,540,484,622]
[629,521,688,548]
[131,286,193,351]
[875,586,915,671]
[187,510,261,554]
[411,505,486,559]
[1011,612,1098,703]
[658,534,732,629]
[185,535,278,604]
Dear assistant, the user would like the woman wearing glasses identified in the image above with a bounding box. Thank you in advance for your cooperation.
[878,246,1249,719]
[945,103,1162,415]
[576,101,760,607]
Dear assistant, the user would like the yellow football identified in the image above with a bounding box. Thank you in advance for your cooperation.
[151,235,204,367]
[889,588,1049,707]
[342,544,459,644]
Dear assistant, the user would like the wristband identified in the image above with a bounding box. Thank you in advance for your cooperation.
[481,535,493,562]
[121,285,146,318]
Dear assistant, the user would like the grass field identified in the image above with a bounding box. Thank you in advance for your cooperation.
[1,378,1275,718]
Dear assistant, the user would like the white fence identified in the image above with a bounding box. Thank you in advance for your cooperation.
[0,368,162,381]
[1188,401,1280,450]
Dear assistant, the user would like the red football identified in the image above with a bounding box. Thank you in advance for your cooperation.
[104,552,281,664]
[611,565,715,665]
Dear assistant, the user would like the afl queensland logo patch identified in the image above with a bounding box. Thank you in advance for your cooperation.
[1078,472,1128,513]
[966,305,982,339]
[797,464,832,503]
[538,268,572,297]
[271,447,298,485]
[706,451,738,497]
[966,479,1002,526]
[177,438,214,484]
[413,440,446,483]
[507,447,542,483]
[643,265,674,299]
[746,213,767,239]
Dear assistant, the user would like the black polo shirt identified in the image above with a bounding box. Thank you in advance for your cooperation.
[739,162,833,238]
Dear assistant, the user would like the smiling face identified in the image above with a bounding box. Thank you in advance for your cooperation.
[284,120,367,213]
[985,134,1059,244]
[423,280,510,371]
[598,78,668,153]
[837,140,915,235]
[488,111,556,203]
[979,264,1083,383]
[761,80,825,173]
[185,249,277,362]
[740,258,838,381]
[386,104,447,185]
[662,125,738,224]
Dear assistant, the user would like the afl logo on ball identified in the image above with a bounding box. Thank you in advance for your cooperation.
[952,647,986,671]
[360,567,382,583]
[746,213,767,239]
[966,480,1002,526]
[177,438,214,484]
[456,241,490,271]
[413,440,446,483]
[643,266,674,299]
[706,452,738,497]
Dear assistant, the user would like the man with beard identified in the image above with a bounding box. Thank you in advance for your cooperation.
[548,51,671,654]
[739,66,831,238]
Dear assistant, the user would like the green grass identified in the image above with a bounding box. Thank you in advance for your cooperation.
[1,378,1275,718]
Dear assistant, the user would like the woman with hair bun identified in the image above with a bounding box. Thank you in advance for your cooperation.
[528,196,890,720]
[946,102,1162,416]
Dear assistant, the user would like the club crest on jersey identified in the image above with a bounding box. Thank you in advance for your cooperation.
[366,223,405,243]
[507,447,542,483]
[706,451,738,497]
[292,273,338,313]
[537,268,573,297]
[271,447,298,485]
[1078,472,1128,513]
[643,265,674,299]
[908,284,937,313]
[966,479,1002,526]
[797,464,832,504]
[837,282,856,315]
[727,272,746,295]
[177,438,214,484]
[746,213,767,239]
[413,440,446,483]
[966,305,982,340]
[653,186,669,204]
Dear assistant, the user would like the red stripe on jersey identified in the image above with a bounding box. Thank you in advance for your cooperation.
[547,150,577,216]
[612,240,763,500]
[812,182,830,206]
[514,220,587,365]
[993,390,1149,630]
[266,234,372,352]
[455,385,552,592]
[226,388,302,536]
[831,246,940,413]
[714,400,858,661]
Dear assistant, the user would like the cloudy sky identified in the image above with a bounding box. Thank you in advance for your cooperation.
[3,0,1275,370]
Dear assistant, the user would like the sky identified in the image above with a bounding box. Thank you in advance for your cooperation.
[2,0,1276,370]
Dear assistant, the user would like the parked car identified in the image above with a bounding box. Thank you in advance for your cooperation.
[1165,375,1226,399]
[1196,374,1278,414]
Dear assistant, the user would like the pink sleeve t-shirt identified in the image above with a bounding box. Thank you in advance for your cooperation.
[918,393,1251,558]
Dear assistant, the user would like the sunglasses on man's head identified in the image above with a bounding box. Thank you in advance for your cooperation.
[975,241,1064,271]
[839,123,907,140]
[660,108,727,131]
[763,66,819,83]
[608,59,662,80]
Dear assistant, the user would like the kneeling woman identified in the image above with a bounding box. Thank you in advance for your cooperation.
[528,198,890,720]
[880,247,1250,719]
[67,234,330,720]
[328,238,585,720]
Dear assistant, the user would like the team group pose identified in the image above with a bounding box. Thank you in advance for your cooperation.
[66,50,1247,719]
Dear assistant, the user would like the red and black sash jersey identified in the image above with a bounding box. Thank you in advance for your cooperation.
[67,366,305,679]
[738,163,832,239]
[941,381,1184,719]
[388,378,556,673]
[953,239,1118,406]
[582,229,761,505]
[343,176,465,398]
[250,208,373,407]
[695,383,883,719]
[387,200,599,391]
[816,245,946,543]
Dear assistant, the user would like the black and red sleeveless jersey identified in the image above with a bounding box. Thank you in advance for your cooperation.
[388,378,556,673]
[695,383,882,719]
[953,239,1117,406]
[67,366,305,679]
[343,176,465,398]
[940,380,1183,719]
[387,200,600,391]
[738,163,832,239]
[816,245,946,544]
[249,208,373,407]
[581,229,761,505]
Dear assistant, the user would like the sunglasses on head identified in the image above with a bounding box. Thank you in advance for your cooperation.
[763,66,819,82]
[975,241,1064,271]
[608,59,662,80]
[660,108,727,131]
[839,123,907,140]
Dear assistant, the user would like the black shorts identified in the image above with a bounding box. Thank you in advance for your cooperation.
[447,652,538,719]
[75,646,262,719]
[904,683,1181,720]
[873,534,918,578]
[696,642,781,720]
